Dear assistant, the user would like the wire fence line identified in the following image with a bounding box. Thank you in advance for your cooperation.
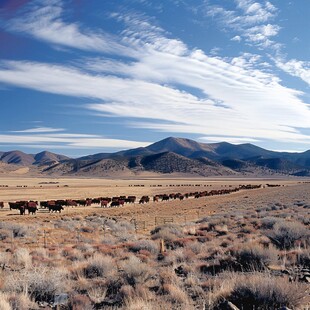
[2,210,215,250]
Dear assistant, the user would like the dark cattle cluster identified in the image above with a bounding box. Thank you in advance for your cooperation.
[139,196,150,204]
[152,184,262,202]
[153,193,185,202]
[8,201,38,215]
[6,184,263,215]
[266,184,281,187]
[100,195,136,208]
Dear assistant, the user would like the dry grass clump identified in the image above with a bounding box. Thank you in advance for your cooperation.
[0,293,11,310]
[225,273,309,309]
[4,266,68,303]
[12,248,32,268]
[128,240,159,255]
[151,224,184,242]
[0,222,30,239]
[162,283,192,307]
[7,293,36,310]
[121,255,154,286]
[297,248,310,268]
[233,243,279,271]
[68,293,93,310]
[265,220,309,250]
[260,216,282,229]
[83,253,116,279]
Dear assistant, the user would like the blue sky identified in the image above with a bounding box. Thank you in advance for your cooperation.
[0,0,309,156]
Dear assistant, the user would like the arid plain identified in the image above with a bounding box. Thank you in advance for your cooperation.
[0,176,309,309]
[0,176,303,223]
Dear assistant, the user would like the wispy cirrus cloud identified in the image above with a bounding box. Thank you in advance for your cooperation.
[1,53,309,145]
[6,0,136,57]
[0,126,150,150]
[205,0,280,49]
[275,59,310,87]
[0,0,309,150]
[11,126,65,133]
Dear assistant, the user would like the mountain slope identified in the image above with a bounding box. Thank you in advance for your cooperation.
[1,137,310,177]
[34,151,70,166]
[0,151,35,166]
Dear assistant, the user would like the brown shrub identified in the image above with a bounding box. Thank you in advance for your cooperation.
[83,254,116,279]
[226,273,309,309]
[121,255,154,286]
[162,283,192,306]
[233,243,279,271]
[266,220,309,250]
[68,294,93,310]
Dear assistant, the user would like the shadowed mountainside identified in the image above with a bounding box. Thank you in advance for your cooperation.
[1,137,310,177]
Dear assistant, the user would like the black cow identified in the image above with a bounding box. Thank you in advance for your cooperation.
[19,205,26,215]
[49,205,64,213]
[27,202,38,215]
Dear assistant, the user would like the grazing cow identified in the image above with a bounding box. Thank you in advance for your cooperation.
[0,202,4,208]
[19,205,26,215]
[162,195,169,201]
[127,196,136,203]
[49,204,64,213]
[27,201,38,215]
[139,196,150,204]
[100,200,109,208]
[9,201,25,210]
[91,198,101,204]
[110,201,120,207]
[66,200,77,207]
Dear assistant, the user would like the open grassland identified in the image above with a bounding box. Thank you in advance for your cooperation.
[0,177,309,309]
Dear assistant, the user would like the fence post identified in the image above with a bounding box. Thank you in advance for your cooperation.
[43,229,47,248]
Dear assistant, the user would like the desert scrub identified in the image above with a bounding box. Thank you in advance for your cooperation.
[0,293,11,310]
[4,266,69,303]
[12,248,32,268]
[260,216,282,229]
[121,255,154,286]
[151,223,184,242]
[223,273,309,310]
[7,293,36,310]
[233,243,278,271]
[265,220,309,250]
[128,240,159,255]
[297,248,310,268]
[0,222,29,238]
[83,253,116,279]
[162,283,193,308]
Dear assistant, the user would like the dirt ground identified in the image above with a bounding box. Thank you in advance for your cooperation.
[0,176,308,229]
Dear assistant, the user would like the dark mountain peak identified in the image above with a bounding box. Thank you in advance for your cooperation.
[0,150,35,166]
[146,137,208,156]
[34,151,70,165]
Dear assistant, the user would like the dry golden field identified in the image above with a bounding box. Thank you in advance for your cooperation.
[0,176,309,309]
[0,176,301,221]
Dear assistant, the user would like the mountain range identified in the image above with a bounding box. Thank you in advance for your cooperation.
[1,137,310,177]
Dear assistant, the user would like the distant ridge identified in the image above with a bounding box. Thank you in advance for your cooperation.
[1,137,310,177]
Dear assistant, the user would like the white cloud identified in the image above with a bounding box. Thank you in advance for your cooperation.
[231,35,242,42]
[276,59,310,86]
[7,0,136,57]
[198,136,260,144]
[205,0,280,48]
[11,127,65,133]
[0,3,309,149]
[0,128,150,150]
[0,43,310,145]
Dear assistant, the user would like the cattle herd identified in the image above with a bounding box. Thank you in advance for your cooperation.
[0,184,263,215]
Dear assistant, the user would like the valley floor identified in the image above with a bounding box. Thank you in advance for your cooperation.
[0,177,309,309]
